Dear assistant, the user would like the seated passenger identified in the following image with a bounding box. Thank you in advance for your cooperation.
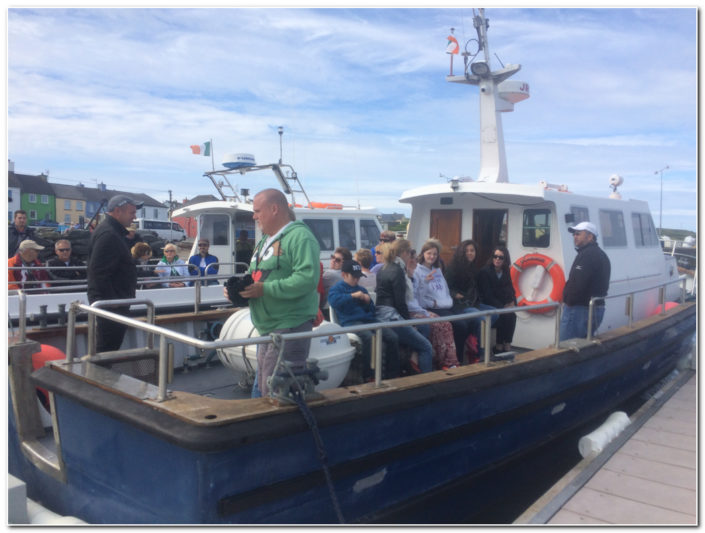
[413,239,474,363]
[321,247,352,318]
[328,260,398,383]
[154,243,189,288]
[46,239,86,288]
[445,239,498,351]
[395,240,459,369]
[188,238,219,285]
[354,248,377,292]
[132,242,160,289]
[375,242,432,376]
[477,245,517,353]
[8,239,50,291]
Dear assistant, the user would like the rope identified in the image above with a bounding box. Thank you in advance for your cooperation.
[292,389,345,524]
[269,333,345,524]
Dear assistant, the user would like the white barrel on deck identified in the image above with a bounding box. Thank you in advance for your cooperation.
[578,411,631,459]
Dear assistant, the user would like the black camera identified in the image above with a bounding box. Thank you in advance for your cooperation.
[225,274,253,307]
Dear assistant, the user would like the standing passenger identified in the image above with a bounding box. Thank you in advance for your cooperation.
[560,222,611,340]
[229,188,320,397]
[87,194,143,352]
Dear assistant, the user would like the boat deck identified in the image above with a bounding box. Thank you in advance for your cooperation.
[516,368,697,525]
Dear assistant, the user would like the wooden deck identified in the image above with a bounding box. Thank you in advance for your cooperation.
[516,369,697,525]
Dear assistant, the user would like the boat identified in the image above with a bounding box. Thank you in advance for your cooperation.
[9,9,696,524]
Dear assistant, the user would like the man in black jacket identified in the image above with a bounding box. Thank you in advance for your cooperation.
[87,195,143,352]
[560,221,611,341]
[8,210,36,257]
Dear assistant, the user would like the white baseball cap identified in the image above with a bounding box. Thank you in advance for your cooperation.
[568,221,598,237]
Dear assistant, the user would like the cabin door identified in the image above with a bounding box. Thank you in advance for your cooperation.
[429,209,462,265]
[472,209,508,267]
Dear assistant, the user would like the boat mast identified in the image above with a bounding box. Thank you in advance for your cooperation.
[447,8,528,183]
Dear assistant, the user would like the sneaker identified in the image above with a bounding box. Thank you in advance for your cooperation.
[409,360,421,374]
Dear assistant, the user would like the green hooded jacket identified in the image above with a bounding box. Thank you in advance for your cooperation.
[247,220,321,335]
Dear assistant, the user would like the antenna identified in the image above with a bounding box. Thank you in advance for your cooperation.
[278,126,284,165]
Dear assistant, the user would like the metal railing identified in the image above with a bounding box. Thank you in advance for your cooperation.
[67,299,561,402]
[586,275,688,341]
[36,275,692,402]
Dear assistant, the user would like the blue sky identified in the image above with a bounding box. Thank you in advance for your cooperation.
[7,7,697,231]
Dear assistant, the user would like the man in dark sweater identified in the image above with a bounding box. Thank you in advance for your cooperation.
[87,195,143,352]
[8,210,36,257]
[560,221,611,341]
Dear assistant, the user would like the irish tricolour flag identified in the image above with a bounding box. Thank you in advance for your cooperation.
[190,141,211,156]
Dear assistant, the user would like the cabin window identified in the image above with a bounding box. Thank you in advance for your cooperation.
[632,213,659,247]
[360,219,381,249]
[200,214,230,246]
[599,210,627,247]
[570,206,590,224]
[303,219,334,251]
[338,219,356,250]
[522,209,551,248]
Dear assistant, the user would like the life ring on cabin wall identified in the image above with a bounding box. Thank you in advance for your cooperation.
[510,253,565,314]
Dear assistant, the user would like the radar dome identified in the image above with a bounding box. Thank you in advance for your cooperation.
[223,153,256,169]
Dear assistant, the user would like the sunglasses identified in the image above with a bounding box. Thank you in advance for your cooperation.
[375,251,382,255]
[56,248,71,252]
[165,249,176,253]
[331,256,342,263]
[493,255,505,260]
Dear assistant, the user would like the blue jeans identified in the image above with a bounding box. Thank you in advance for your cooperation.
[350,322,399,380]
[389,324,433,373]
[560,305,605,341]
[460,303,498,338]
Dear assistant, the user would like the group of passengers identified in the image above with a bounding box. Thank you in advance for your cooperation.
[324,234,517,382]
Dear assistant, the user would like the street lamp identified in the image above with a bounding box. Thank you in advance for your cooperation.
[654,165,669,235]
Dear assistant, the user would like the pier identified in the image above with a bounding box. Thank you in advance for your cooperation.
[516,368,696,525]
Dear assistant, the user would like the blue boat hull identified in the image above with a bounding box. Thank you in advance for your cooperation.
[10,304,695,524]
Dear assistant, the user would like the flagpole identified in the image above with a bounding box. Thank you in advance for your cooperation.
[210,138,215,171]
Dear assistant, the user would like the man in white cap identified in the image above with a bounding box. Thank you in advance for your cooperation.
[8,239,50,290]
[560,221,611,341]
[87,194,144,352]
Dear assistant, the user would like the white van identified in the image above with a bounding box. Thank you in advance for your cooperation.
[135,218,186,241]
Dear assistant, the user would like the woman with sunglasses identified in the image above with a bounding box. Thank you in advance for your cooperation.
[154,243,190,288]
[477,245,517,353]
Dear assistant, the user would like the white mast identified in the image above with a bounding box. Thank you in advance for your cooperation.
[447,8,529,183]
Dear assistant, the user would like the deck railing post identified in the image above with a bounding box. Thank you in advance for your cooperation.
[483,315,492,364]
[626,295,634,328]
[66,303,78,363]
[158,335,168,402]
[374,327,383,387]
[554,303,562,348]
[586,300,595,341]
[659,286,666,315]
[194,279,201,314]
[18,290,27,344]
[87,313,96,356]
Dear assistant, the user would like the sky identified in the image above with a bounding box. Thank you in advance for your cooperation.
[6,6,698,231]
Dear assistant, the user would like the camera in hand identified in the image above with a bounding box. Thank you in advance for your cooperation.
[225,274,254,307]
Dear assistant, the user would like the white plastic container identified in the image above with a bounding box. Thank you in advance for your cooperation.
[217,308,354,390]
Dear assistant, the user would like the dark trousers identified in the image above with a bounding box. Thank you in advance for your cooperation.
[95,306,130,353]
[495,312,517,345]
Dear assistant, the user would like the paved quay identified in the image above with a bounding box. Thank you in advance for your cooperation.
[516,369,696,525]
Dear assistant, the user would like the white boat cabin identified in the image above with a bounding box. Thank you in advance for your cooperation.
[402,179,682,350]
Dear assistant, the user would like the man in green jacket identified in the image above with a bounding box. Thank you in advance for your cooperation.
[237,188,320,397]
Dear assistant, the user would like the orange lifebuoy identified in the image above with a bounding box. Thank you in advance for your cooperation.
[510,253,565,314]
